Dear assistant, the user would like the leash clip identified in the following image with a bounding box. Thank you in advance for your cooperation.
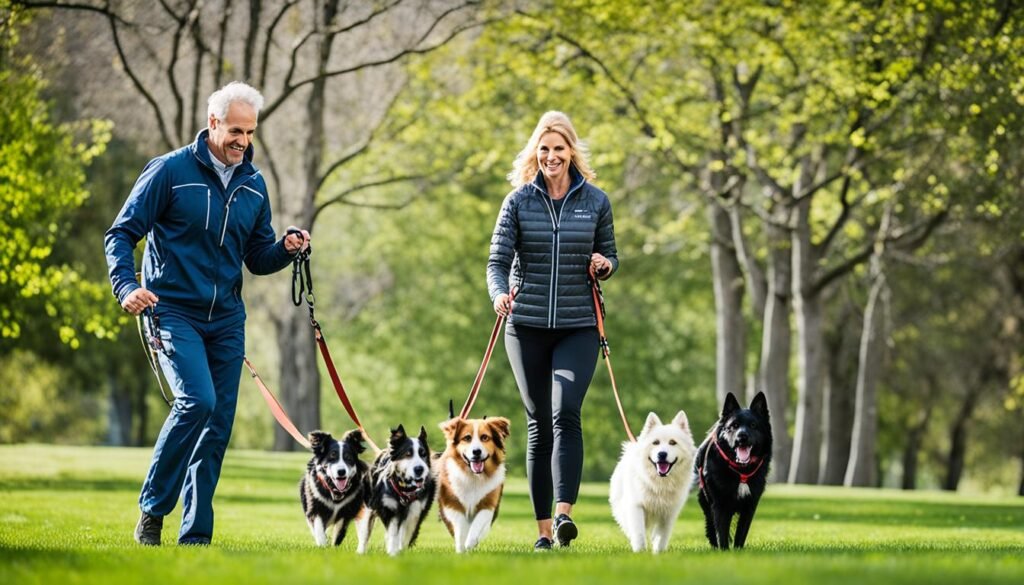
[143,309,174,357]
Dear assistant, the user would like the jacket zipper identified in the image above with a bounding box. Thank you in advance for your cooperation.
[209,177,260,319]
[539,182,584,328]
[205,189,211,230]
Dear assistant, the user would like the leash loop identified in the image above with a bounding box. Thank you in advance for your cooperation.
[289,228,313,308]
[136,307,174,407]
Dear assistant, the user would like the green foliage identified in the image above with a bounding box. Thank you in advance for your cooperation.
[0,351,106,443]
[0,12,116,351]
[1,444,1023,584]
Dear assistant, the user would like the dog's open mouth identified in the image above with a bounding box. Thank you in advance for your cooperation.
[464,455,489,474]
[735,446,752,464]
[332,476,349,493]
[653,460,675,477]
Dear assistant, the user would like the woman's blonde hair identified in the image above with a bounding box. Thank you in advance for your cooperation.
[507,111,596,188]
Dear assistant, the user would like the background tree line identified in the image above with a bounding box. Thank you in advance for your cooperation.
[1,0,1021,494]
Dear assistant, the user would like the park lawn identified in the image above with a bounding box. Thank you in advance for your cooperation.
[0,445,1021,585]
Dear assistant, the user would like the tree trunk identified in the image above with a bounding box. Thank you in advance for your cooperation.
[135,375,149,447]
[943,387,983,491]
[844,257,887,487]
[819,302,856,484]
[901,406,931,490]
[709,201,747,406]
[106,372,132,446]
[273,0,343,450]
[1019,444,1024,497]
[790,196,825,484]
[758,218,793,481]
[943,411,969,492]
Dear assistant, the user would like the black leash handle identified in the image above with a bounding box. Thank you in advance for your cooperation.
[287,228,320,330]
[288,228,313,307]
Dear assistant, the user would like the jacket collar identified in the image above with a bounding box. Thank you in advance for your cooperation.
[530,164,585,198]
[191,129,257,176]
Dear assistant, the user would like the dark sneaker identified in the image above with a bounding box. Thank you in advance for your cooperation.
[553,514,577,547]
[134,512,163,546]
[534,536,553,551]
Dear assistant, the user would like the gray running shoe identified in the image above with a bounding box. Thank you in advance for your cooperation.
[134,512,163,546]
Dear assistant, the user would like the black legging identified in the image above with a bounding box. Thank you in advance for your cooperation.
[504,323,599,521]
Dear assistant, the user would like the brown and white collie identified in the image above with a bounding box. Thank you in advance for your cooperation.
[434,416,511,553]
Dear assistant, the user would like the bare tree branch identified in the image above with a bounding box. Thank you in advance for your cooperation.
[14,0,132,26]
[264,8,490,120]
[258,0,298,88]
[312,173,428,223]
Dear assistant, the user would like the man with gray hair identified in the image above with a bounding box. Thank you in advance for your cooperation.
[105,81,310,546]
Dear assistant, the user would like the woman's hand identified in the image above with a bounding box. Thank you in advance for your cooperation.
[494,293,511,317]
[590,253,612,277]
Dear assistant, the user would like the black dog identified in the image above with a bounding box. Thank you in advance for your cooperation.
[694,391,772,549]
[299,430,369,547]
[366,425,436,556]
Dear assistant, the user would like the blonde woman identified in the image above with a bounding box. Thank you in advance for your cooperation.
[487,111,618,551]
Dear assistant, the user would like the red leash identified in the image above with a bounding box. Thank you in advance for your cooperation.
[288,234,381,454]
[588,265,636,443]
[243,357,312,450]
[459,288,517,419]
[312,324,381,453]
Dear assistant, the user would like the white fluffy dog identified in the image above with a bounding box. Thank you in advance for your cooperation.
[609,411,696,553]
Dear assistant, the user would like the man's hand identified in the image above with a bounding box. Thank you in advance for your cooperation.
[122,287,159,316]
[284,227,311,254]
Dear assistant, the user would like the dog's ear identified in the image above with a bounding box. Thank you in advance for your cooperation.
[722,392,741,419]
[439,417,463,441]
[308,430,331,454]
[390,425,407,445]
[671,410,690,434]
[750,392,770,420]
[488,417,511,440]
[418,425,430,450]
[342,429,366,455]
[641,412,662,437]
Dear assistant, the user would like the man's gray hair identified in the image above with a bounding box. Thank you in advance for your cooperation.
[207,81,265,121]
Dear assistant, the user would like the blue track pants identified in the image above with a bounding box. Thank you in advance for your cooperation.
[139,310,245,544]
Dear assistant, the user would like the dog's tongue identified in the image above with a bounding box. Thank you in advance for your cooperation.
[470,460,485,474]
[656,461,671,476]
[333,476,349,493]
[735,446,751,464]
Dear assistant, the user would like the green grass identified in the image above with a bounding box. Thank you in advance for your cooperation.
[1,445,1021,584]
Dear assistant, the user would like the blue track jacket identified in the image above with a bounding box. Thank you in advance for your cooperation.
[105,130,293,321]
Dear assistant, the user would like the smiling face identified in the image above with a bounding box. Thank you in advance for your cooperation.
[207,100,257,166]
[389,425,431,487]
[536,131,572,188]
[441,417,510,475]
[717,392,772,465]
[309,430,364,495]
[638,411,695,478]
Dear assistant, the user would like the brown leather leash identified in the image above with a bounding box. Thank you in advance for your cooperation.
[458,288,517,419]
[289,231,381,454]
[243,357,312,450]
[588,264,636,442]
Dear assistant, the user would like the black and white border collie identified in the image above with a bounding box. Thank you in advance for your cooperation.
[299,430,370,547]
[365,425,436,556]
